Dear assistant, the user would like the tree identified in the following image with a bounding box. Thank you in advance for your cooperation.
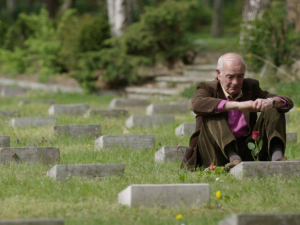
[286,0,300,33]
[7,0,17,13]
[107,0,129,36]
[59,0,75,13]
[43,0,59,18]
[211,0,223,37]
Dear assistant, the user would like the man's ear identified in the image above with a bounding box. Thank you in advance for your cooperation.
[216,69,221,80]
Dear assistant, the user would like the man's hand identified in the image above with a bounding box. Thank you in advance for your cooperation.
[252,98,273,111]
[224,99,273,112]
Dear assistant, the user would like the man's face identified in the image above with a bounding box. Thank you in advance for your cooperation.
[217,59,245,98]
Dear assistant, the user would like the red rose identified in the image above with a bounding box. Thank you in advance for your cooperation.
[209,162,216,170]
[252,131,260,140]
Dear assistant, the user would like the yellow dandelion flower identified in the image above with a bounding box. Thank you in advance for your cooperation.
[216,191,222,199]
[297,107,300,111]
[87,144,90,147]
[246,53,252,59]
[175,214,183,220]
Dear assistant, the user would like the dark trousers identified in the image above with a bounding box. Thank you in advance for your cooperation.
[198,108,287,167]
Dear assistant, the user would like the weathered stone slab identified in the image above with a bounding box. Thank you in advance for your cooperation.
[146,103,189,115]
[0,87,28,97]
[175,123,195,136]
[0,110,20,117]
[0,136,10,147]
[0,147,60,165]
[285,113,290,123]
[18,100,56,107]
[48,104,89,116]
[109,98,150,108]
[95,135,155,150]
[155,146,187,163]
[11,118,57,128]
[230,161,300,179]
[287,132,297,142]
[46,164,124,181]
[0,218,64,225]
[86,109,128,117]
[218,214,300,225]
[118,183,209,207]
[53,124,101,137]
[125,115,174,128]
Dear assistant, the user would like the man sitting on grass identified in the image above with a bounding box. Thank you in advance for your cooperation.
[181,53,294,170]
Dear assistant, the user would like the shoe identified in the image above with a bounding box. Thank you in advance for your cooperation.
[225,159,242,168]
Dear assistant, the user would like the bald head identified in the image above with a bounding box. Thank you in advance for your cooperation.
[217,53,246,76]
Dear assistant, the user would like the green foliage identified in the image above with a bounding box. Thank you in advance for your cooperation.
[243,1,300,72]
[0,48,28,75]
[181,84,197,99]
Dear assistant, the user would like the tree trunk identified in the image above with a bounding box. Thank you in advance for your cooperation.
[27,0,35,8]
[43,0,59,18]
[240,0,271,45]
[7,0,17,13]
[286,0,300,33]
[107,0,129,37]
[59,0,74,13]
[211,0,223,37]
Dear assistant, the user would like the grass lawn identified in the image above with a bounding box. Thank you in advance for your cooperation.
[0,85,299,225]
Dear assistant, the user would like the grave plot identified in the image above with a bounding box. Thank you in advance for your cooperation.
[146,103,189,115]
[109,98,150,108]
[95,135,155,150]
[218,214,300,225]
[86,109,128,117]
[230,161,300,179]
[0,218,64,225]
[46,164,124,181]
[155,146,187,163]
[48,104,89,116]
[53,124,101,137]
[0,136,10,147]
[175,123,195,136]
[118,184,209,207]
[0,147,60,165]
[0,110,20,117]
[18,100,56,107]
[125,115,174,128]
[287,132,297,142]
[0,87,28,97]
[11,118,57,128]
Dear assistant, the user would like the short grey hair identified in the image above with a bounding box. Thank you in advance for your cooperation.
[217,54,247,76]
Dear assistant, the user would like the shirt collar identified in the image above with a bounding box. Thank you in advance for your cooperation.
[220,85,243,100]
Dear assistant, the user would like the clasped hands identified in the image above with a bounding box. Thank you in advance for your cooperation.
[225,98,275,112]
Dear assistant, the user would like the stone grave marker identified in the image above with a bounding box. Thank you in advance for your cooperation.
[0,136,10,147]
[48,104,89,116]
[285,113,290,123]
[0,87,28,97]
[218,214,300,225]
[155,146,187,163]
[0,218,64,225]
[95,135,155,150]
[0,147,60,165]
[109,98,150,108]
[11,118,57,128]
[287,132,297,142]
[53,124,101,137]
[18,100,56,107]
[86,109,128,117]
[46,164,124,181]
[125,115,174,128]
[146,103,189,115]
[118,183,209,207]
[230,161,300,179]
[175,123,195,136]
[0,110,20,117]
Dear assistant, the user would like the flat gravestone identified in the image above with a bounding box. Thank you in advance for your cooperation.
[109,98,150,108]
[146,103,189,115]
[218,214,300,225]
[0,136,10,147]
[287,132,297,142]
[48,104,89,116]
[0,111,20,117]
[155,146,187,163]
[0,218,64,225]
[95,135,155,150]
[175,123,195,136]
[0,87,28,97]
[86,109,128,117]
[46,164,124,181]
[230,161,300,179]
[0,147,60,165]
[18,100,56,107]
[118,183,209,207]
[125,115,174,128]
[11,118,57,128]
[53,124,101,137]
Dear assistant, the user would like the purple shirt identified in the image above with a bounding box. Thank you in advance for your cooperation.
[216,97,287,139]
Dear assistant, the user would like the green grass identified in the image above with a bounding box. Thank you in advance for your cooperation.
[0,88,300,225]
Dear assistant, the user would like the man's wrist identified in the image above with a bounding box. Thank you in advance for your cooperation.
[267,98,275,108]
